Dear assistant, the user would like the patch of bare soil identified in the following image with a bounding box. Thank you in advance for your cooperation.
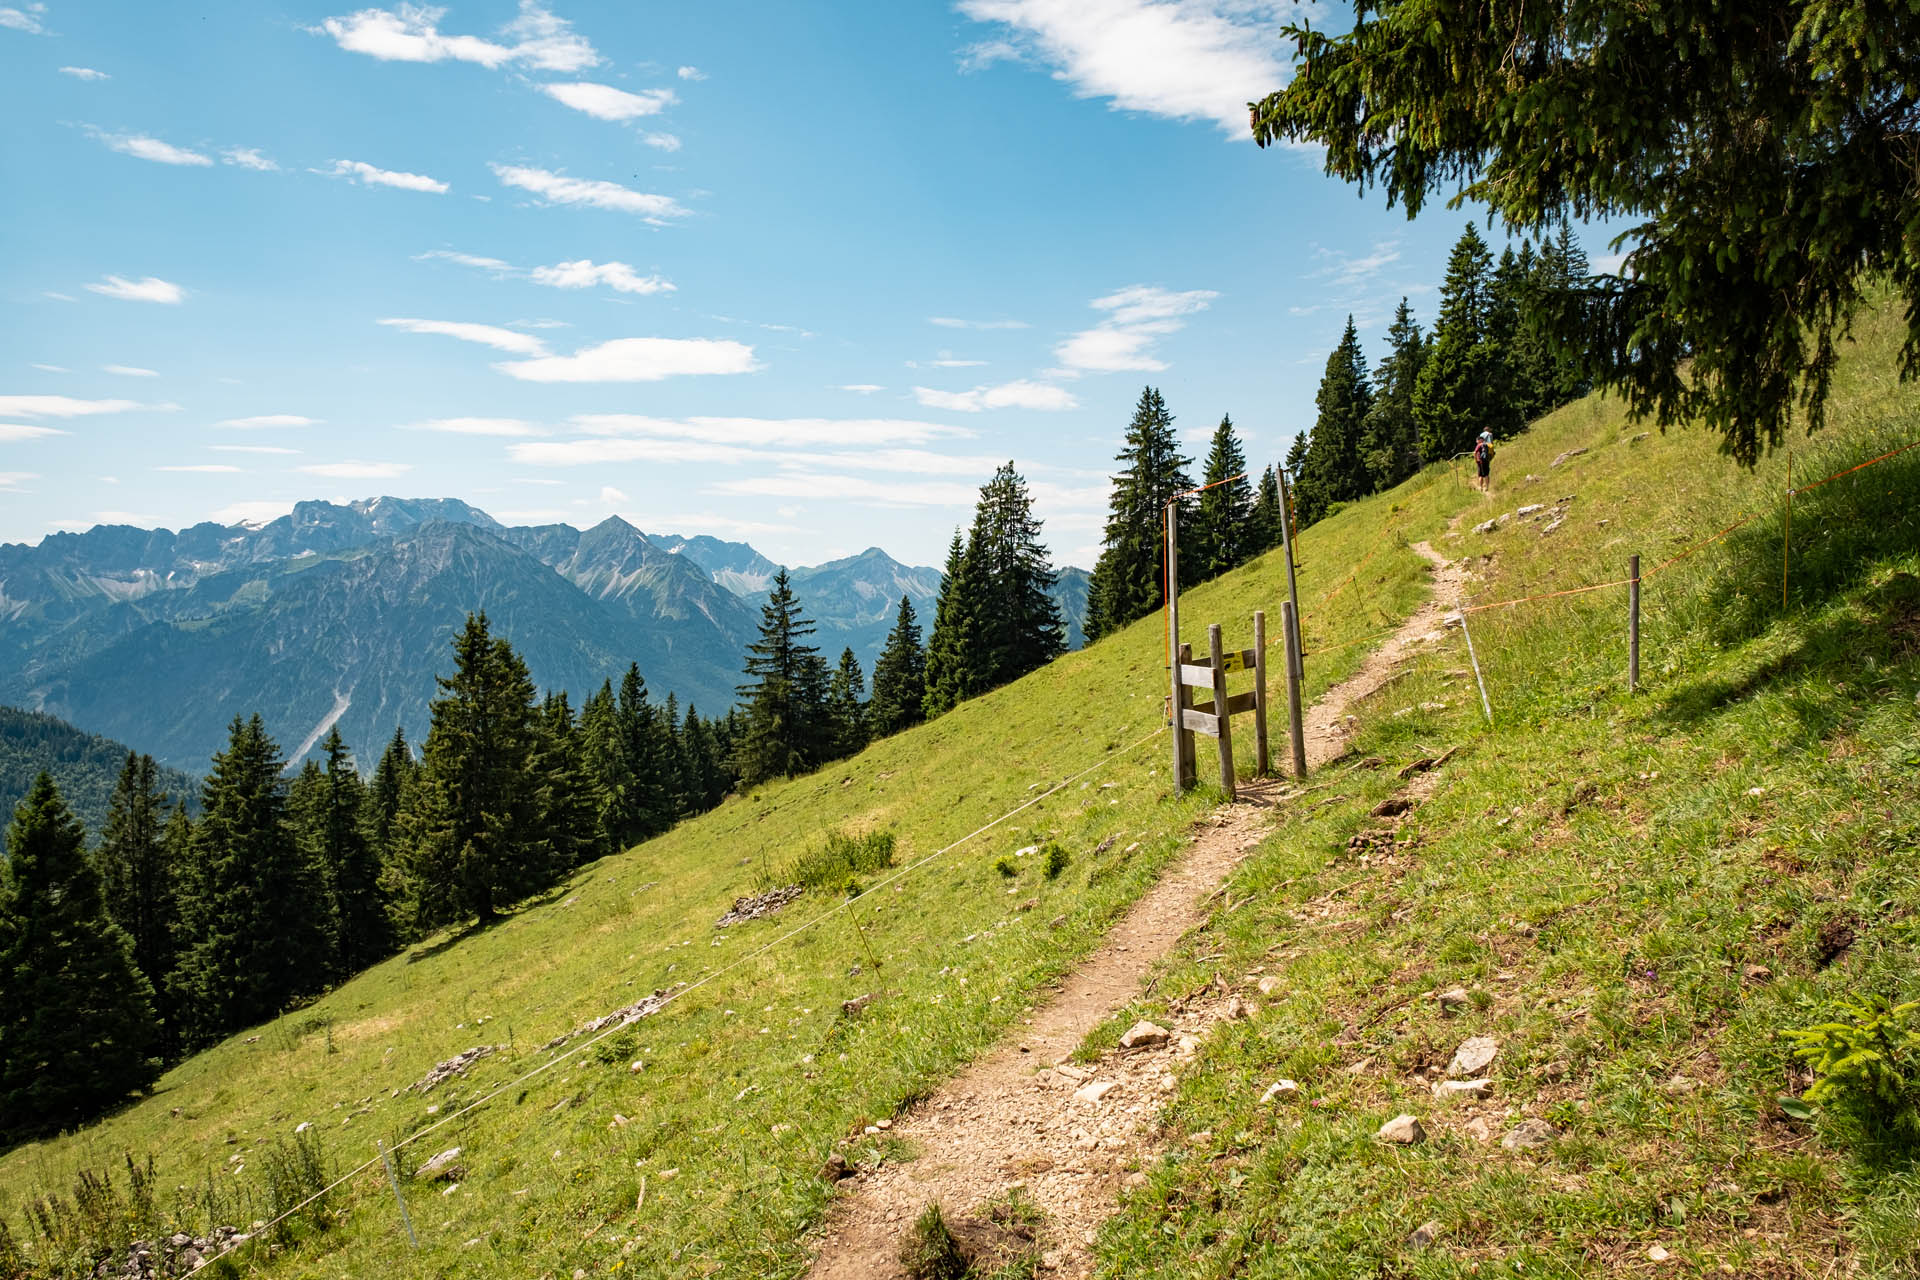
[806,546,1470,1279]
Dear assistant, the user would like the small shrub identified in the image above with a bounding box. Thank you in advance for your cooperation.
[994,857,1018,879]
[900,1201,973,1280]
[259,1129,332,1243]
[1783,995,1920,1156]
[1042,843,1070,880]
[780,830,897,890]
[594,1029,638,1067]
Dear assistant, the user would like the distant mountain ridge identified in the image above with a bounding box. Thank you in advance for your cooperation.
[0,499,1089,773]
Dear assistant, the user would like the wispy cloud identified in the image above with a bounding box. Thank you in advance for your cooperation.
[529,259,674,294]
[102,364,158,377]
[88,128,212,166]
[416,248,514,273]
[495,337,756,382]
[956,0,1292,135]
[0,472,39,492]
[28,363,68,373]
[912,379,1078,412]
[379,316,549,355]
[510,437,751,467]
[929,315,1029,330]
[217,414,319,429]
[1054,283,1216,373]
[222,146,279,171]
[676,65,705,80]
[0,395,153,417]
[60,66,109,80]
[0,424,67,441]
[325,158,448,192]
[539,81,675,120]
[403,417,545,436]
[568,414,969,448]
[317,1,598,72]
[214,499,296,526]
[299,460,413,479]
[711,472,977,508]
[85,275,186,304]
[209,444,300,454]
[158,464,242,473]
[490,163,685,218]
[1309,239,1401,288]
[0,4,46,34]
[838,384,885,394]
[641,131,681,152]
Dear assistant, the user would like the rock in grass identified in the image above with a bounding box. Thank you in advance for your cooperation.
[819,1152,853,1182]
[1120,1020,1170,1050]
[1433,1078,1492,1100]
[1377,1114,1426,1144]
[1409,1219,1443,1250]
[1074,1079,1118,1104]
[415,1147,464,1181]
[1501,1118,1559,1151]
[1437,987,1470,1014]
[1647,1243,1671,1262]
[1446,1035,1499,1078]
[1260,1079,1300,1103]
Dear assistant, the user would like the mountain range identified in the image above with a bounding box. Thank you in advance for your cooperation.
[0,498,1088,773]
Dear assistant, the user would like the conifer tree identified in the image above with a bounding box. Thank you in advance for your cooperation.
[1190,416,1253,580]
[1295,316,1375,526]
[0,774,161,1139]
[1085,387,1192,642]
[659,692,686,820]
[1247,466,1283,557]
[364,726,414,864]
[535,692,601,877]
[922,530,988,716]
[391,614,544,928]
[579,679,625,853]
[826,648,870,760]
[868,596,927,739]
[94,751,176,1008]
[1414,224,1500,462]
[679,704,727,812]
[1541,223,1592,406]
[170,715,327,1046]
[311,729,389,974]
[614,664,670,842]
[970,462,1065,686]
[1361,298,1429,489]
[735,570,830,785]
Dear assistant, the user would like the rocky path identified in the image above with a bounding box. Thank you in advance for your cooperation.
[806,547,1469,1279]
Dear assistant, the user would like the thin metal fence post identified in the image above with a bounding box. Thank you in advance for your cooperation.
[1459,610,1493,725]
[1276,466,1305,678]
[1281,600,1306,780]
[1628,554,1641,693]
[378,1139,419,1250]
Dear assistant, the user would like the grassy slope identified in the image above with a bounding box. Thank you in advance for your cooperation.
[0,440,1448,1278]
[1093,299,1920,1278]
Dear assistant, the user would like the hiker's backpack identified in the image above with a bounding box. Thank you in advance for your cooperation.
[1474,439,1492,464]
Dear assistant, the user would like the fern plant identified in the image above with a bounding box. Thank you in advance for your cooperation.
[1782,995,1920,1147]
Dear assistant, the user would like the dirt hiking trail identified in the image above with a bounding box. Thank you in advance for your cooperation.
[807,543,1468,1278]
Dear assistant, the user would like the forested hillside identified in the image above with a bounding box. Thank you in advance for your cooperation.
[0,707,195,837]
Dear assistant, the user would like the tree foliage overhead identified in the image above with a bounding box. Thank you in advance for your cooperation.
[1250,0,1920,464]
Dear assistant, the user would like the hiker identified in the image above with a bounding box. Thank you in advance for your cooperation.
[1473,431,1494,492]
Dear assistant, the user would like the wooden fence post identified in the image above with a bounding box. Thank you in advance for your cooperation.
[1176,643,1196,791]
[1252,610,1269,777]
[1281,600,1306,780]
[1208,624,1236,799]
[1628,554,1641,694]
[1166,502,1187,791]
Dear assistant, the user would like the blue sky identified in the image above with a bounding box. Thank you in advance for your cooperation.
[0,0,1609,569]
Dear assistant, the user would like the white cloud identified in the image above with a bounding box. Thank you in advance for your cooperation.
[539,81,675,120]
[209,444,300,454]
[214,499,296,526]
[838,384,884,394]
[85,275,186,304]
[299,460,413,479]
[598,485,628,503]
[490,163,685,218]
[929,316,1029,330]
[28,363,68,373]
[326,158,448,192]
[1592,250,1632,276]
[102,364,158,377]
[641,131,681,151]
[496,337,757,382]
[416,248,513,272]
[912,379,1079,412]
[42,292,75,301]
[0,4,46,34]
[404,416,544,436]
[1054,283,1217,373]
[511,437,753,467]
[956,0,1292,135]
[318,1,597,72]
[0,395,148,417]
[222,146,279,171]
[711,472,976,508]
[0,472,39,492]
[0,424,67,441]
[60,66,109,80]
[569,414,970,448]
[929,358,987,368]
[217,413,319,429]
[1309,239,1401,288]
[529,259,674,294]
[676,65,704,80]
[379,316,549,355]
[89,129,213,166]
[158,464,242,473]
